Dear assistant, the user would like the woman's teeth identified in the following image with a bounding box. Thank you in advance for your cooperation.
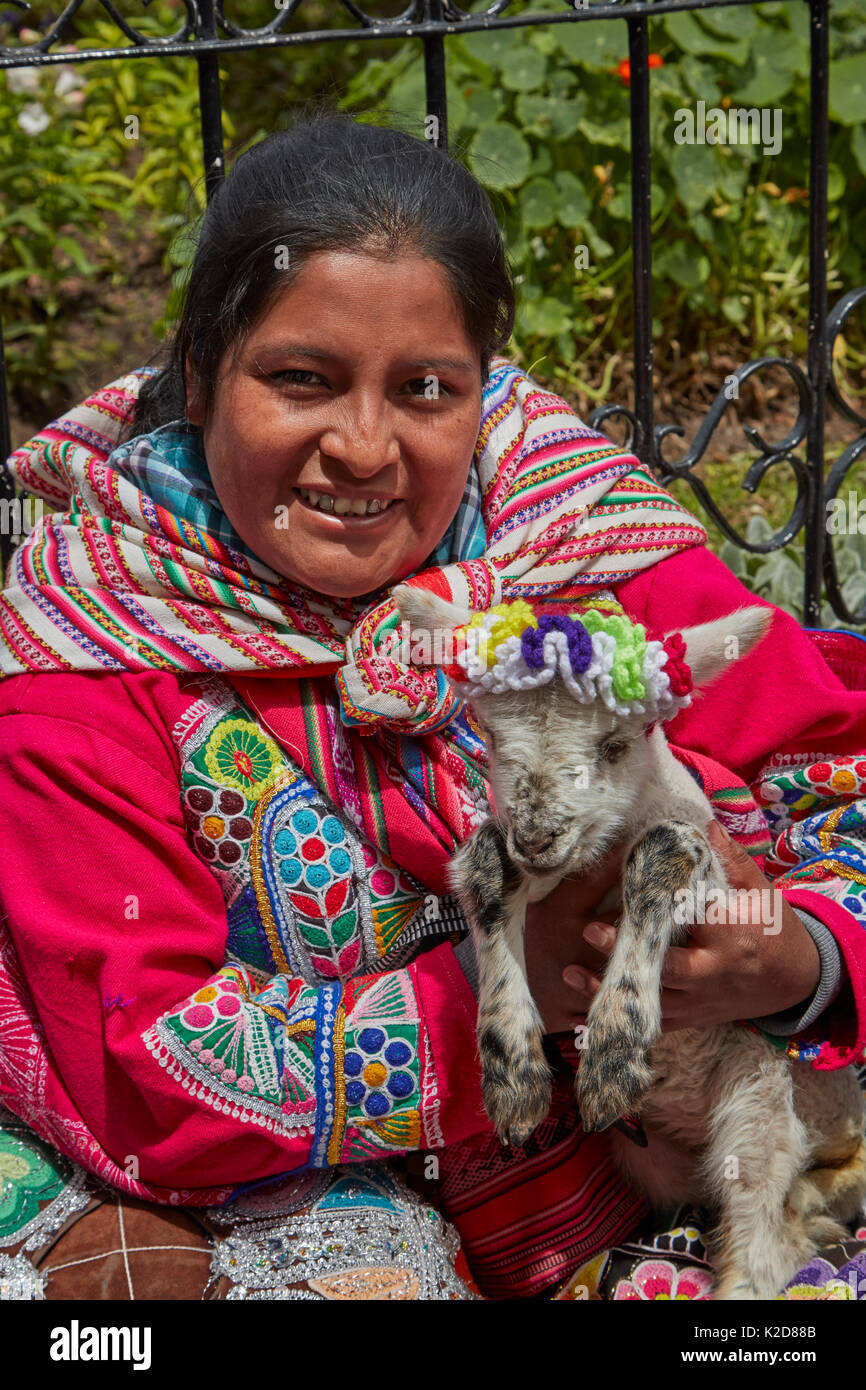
[298,488,393,517]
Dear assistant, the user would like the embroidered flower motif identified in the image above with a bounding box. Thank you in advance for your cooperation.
[272,806,362,979]
[781,1252,866,1299]
[183,783,253,866]
[343,1028,418,1119]
[0,1130,67,1240]
[613,1258,713,1300]
[204,718,283,799]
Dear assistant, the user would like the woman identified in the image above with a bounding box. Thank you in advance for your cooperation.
[1,110,865,1302]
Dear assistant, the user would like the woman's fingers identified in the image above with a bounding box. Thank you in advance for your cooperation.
[581,919,615,952]
[562,965,600,1011]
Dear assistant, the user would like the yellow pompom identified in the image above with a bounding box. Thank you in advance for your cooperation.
[468,600,537,668]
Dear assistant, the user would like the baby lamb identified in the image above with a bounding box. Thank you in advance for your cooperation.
[393,584,866,1301]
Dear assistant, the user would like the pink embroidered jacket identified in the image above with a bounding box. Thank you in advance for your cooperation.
[1,544,865,1256]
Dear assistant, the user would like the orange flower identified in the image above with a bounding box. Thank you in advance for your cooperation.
[617,54,664,85]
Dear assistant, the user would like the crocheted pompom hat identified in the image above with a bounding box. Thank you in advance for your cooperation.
[441,593,694,722]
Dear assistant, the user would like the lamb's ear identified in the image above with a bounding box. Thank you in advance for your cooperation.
[391,582,472,637]
[676,606,772,689]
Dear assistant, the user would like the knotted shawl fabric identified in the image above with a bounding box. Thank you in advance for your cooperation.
[0,357,707,740]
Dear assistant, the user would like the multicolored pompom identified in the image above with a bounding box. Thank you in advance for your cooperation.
[448,595,693,721]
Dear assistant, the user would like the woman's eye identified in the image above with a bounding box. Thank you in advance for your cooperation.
[270,369,322,386]
[406,377,451,398]
[599,739,628,764]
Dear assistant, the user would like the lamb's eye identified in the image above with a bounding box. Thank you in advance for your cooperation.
[599,738,628,764]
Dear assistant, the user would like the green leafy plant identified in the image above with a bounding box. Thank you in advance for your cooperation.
[718,513,866,629]
[337,0,866,398]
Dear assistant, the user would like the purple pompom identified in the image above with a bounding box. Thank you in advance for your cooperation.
[521,615,593,673]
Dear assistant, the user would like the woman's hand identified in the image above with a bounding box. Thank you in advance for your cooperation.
[524,842,626,1034]
[563,819,822,1032]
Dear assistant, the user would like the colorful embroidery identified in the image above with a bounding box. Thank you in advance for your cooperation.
[142,683,437,1155]
[751,754,866,1062]
[0,1127,68,1241]
[203,717,284,800]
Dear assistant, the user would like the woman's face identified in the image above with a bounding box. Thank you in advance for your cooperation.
[187,249,484,599]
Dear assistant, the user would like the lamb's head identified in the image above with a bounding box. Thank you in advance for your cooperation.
[392,584,772,876]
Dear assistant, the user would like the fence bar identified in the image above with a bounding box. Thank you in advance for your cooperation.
[805,0,829,626]
[423,0,448,151]
[196,0,226,200]
[627,15,653,467]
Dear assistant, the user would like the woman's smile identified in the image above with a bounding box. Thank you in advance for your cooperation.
[294,485,402,522]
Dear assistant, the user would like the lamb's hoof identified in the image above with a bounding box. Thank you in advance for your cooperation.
[577,1036,653,1135]
[480,1051,552,1148]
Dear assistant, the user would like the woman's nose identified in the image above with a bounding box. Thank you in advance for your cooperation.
[319,397,400,477]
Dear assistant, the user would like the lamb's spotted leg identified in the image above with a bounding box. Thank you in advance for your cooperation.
[704,1042,817,1300]
[450,820,552,1147]
[578,820,722,1133]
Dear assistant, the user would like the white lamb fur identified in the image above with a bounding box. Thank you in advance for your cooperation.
[393,583,866,1301]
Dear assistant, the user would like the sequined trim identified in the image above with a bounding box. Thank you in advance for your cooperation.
[207,1165,475,1301]
[0,1251,46,1300]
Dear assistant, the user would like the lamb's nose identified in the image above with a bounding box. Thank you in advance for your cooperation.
[511,830,556,860]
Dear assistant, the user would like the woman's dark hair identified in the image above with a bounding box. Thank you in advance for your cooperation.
[128,103,516,437]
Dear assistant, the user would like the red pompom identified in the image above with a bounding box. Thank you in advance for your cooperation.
[661,632,693,696]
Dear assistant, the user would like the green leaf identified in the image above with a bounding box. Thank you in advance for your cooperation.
[830,54,866,124]
[734,33,806,105]
[681,56,725,104]
[827,162,846,203]
[0,267,32,290]
[532,144,553,177]
[553,19,624,68]
[499,47,547,93]
[523,295,573,337]
[116,68,136,106]
[56,235,95,274]
[5,205,49,236]
[458,28,523,66]
[664,11,751,65]
[583,222,614,260]
[606,184,633,221]
[386,60,426,120]
[719,539,748,577]
[717,158,749,202]
[669,143,720,213]
[554,170,591,227]
[699,6,759,39]
[746,512,774,545]
[660,244,711,290]
[555,329,576,366]
[460,84,504,129]
[722,294,748,324]
[515,90,585,141]
[469,123,531,190]
[578,115,630,148]
[852,124,866,179]
[842,571,866,613]
[521,176,558,229]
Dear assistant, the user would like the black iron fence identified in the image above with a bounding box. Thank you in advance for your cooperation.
[1,0,864,628]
